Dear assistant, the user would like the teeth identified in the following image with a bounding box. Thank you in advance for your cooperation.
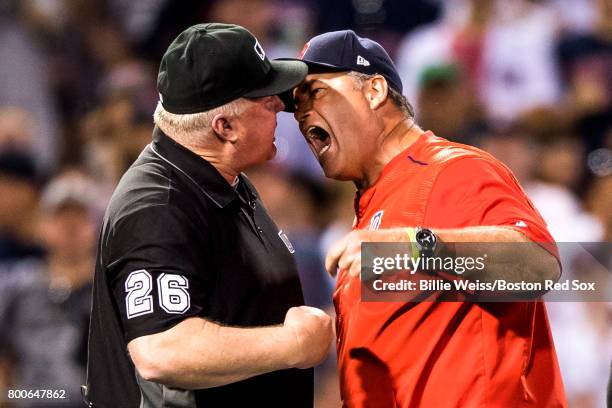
[304,125,331,158]
[306,126,318,141]
[319,144,330,157]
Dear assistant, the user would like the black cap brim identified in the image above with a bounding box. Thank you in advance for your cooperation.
[275,58,348,112]
[243,59,308,111]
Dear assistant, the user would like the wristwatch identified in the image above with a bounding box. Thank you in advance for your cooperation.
[415,227,437,258]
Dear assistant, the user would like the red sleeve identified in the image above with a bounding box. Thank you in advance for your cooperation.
[423,156,558,257]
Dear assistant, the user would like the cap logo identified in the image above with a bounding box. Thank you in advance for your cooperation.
[357,55,370,67]
[298,42,310,59]
[368,210,384,231]
[254,39,266,61]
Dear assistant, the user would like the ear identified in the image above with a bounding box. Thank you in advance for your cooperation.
[211,114,239,143]
[364,75,388,110]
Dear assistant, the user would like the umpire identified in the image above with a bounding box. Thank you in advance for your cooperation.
[84,23,333,408]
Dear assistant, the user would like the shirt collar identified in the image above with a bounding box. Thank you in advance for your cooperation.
[151,127,250,208]
[355,131,433,217]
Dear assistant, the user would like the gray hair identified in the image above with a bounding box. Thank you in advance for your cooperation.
[153,99,250,143]
[347,72,414,118]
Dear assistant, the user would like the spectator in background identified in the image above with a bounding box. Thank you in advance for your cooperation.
[585,175,612,408]
[312,0,440,55]
[527,135,603,242]
[247,164,334,308]
[555,0,612,154]
[477,123,602,243]
[476,126,536,184]
[415,63,484,143]
[139,0,211,61]
[545,174,612,408]
[0,170,99,407]
[17,0,152,166]
[77,44,157,192]
[587,175,612,242]
[475,118,609,408]
[0,1,59,171]
[0,150,44,264]
[481,0,561,120]
[396,0,561,123]
[549,0,599,34]
[0,108,36,153]
[104,0,168,45]
[81,93,154,188]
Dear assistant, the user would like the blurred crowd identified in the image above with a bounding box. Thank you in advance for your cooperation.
[0,0,610,407]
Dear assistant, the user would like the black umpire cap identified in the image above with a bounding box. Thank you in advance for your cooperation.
[157,23,308,114]
[282,30,403,112]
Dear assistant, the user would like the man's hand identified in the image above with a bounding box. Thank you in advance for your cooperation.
[326,226,561,299]
[129,309,334,390]
[325,230,404,277]
[283,306,333,369]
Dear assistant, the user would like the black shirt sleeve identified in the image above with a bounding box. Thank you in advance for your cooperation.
[106,204,214,342]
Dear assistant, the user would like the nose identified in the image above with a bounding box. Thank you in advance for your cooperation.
[293,92,311,122]
[294,109,310,125]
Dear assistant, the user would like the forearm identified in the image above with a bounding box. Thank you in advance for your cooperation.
[129,317,296,389]
[433,226,560,285]
[374,226,560,294]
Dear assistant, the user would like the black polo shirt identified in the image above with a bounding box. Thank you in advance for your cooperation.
[85,128,312,407]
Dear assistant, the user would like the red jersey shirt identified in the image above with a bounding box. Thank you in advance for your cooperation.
[334,132,567,407]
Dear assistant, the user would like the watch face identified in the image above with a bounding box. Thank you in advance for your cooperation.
[416,228,436,250]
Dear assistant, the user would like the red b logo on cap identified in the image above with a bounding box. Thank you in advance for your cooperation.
[297,42,310,59]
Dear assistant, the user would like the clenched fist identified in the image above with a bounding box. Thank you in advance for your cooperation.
[283,306,333,369]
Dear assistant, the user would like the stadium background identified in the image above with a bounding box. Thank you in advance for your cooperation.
[0,0,610,406]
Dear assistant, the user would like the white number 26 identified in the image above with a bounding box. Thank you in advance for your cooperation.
[125,270,190,319]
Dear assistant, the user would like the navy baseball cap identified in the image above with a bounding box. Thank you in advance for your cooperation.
[157,23,308,114]
[281,30,403,111]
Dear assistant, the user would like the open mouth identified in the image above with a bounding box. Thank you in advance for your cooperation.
[306,126,332,158]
